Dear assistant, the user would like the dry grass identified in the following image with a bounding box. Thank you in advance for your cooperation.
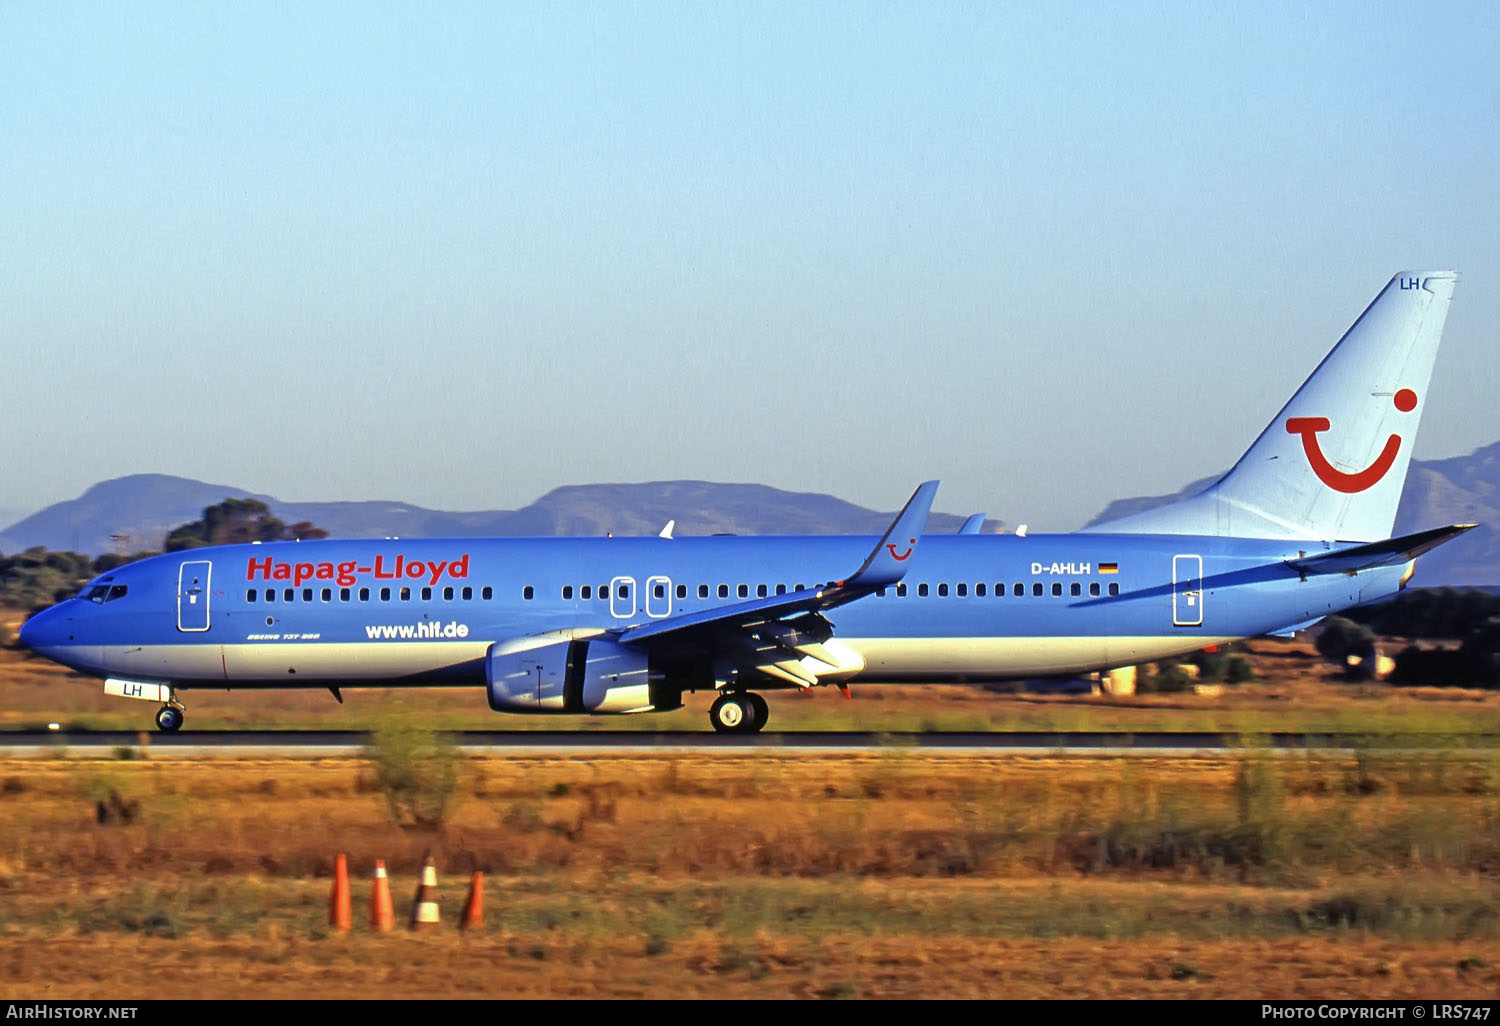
[1,747,1497,998]
[3,631,1499,997]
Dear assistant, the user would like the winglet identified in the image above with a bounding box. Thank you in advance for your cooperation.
[844,481,939,588]
[958,514,987,535]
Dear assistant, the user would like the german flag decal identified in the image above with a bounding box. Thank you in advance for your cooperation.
[1099,562,1119,574]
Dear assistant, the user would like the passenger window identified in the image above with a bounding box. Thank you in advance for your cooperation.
[359,588,370,601]
[421,587,432,601]
[654,583,665,599]
[321,588,332,602]
[444,586,455,601]
[896,583,907,597]
[1090,582,1100,597]
[937,583,949,597]
[523,586,534,600]
[1070,582,1081,597]
[302,587,313,602]
[776,584,786,595]
[581,585,591,600]
[757,584,767,598]
[397,586,409,602]
[718,584,729,599]
[284,588,295,603]
[1013,583,1023,596]
[482,586,493,600]
[976,583,986,597]
[737,584,748,598]
[600,585,610,600]
[1032,583,1043,597]
[380,587,391,601]
[958,583,968,597]
[698,584,709,599]
[1051,583,1062,597]
[676,584,687,599]
[1108,582,1120,596]
[918,583,929,597]
[246,589,256,603]
[618,584,629,599]
[563,585,573,600]
[877,587,887,597]
[462,587,473,600]
[340,588,351,602]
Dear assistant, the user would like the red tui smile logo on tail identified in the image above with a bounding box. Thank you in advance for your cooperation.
[886,538,915,561]
[1285,389,1418,493]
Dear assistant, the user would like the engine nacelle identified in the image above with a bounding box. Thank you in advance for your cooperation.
[486,633,686,715]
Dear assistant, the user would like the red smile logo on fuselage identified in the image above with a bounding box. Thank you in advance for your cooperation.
[1285,388,1417,494]
[887,538,915,561]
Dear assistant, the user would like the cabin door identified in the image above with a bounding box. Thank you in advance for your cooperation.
[177,560,212,632]
[1172,554,1203,627]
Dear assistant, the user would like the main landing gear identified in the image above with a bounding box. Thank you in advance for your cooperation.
[709,692,769,734]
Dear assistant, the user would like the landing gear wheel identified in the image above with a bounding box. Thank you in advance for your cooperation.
[709,694,745,733]
[709,693,768,734]
[746,692,769,731]
[155,706,184,732]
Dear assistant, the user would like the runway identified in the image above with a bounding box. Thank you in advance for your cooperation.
[2,727,1490,757]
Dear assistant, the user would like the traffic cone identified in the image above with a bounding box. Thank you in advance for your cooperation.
[329,853,351,933]
[371,859,395,933]
[409,852,440,931]
[458,871,483,931]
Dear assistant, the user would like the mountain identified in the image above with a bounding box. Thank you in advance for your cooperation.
[1085,441,1500,586]
[0,474,997,555]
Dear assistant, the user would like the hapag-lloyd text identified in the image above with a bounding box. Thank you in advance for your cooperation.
[246,554,471,588]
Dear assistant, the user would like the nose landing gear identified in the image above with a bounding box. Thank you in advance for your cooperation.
[154,700,185,732]
[709,691,769,734]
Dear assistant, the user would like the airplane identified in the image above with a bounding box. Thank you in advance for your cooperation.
[19,270,1474,733]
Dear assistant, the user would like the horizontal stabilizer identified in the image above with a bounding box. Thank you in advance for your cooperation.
[1286,524,1476,575]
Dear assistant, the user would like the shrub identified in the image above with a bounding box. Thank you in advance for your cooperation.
[363,709,463,829]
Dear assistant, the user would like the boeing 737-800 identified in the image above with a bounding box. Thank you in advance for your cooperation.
[20,271,1474,732]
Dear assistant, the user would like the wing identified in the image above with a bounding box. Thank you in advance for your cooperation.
[611,481,939,687]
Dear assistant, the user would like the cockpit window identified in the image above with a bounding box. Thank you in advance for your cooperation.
[80,584,128,604]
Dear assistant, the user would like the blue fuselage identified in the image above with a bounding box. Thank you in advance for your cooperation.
[20,531,1406,691]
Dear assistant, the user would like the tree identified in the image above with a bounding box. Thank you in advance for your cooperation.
[1314,617,1379,680]
[164,499,327,551]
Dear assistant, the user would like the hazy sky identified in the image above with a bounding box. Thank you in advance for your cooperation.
[4,2,1498,531]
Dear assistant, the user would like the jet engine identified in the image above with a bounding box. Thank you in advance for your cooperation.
[486,634,687,715]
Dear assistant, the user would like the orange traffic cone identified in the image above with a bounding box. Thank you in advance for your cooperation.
[329,853,351,933]
[371,859,395,933]
[409,852,440,931]
[459,871,483,931]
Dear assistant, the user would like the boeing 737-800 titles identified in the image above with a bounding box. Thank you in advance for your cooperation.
[20,271,1475,732]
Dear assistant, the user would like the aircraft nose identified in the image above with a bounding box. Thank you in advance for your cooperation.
[18,606,64,653]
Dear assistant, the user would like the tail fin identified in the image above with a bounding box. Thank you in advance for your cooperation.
[1087,271,1458,542]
